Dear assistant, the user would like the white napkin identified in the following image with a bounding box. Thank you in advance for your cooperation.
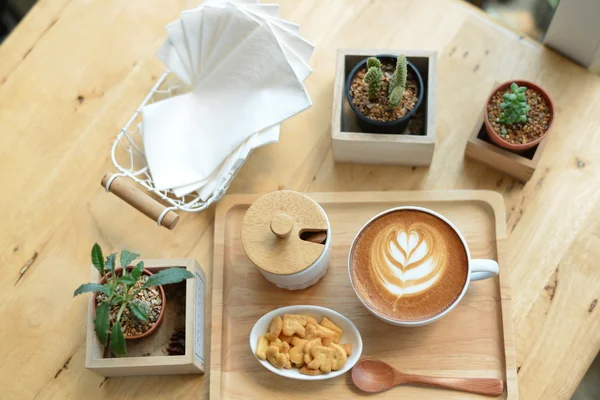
[165,20,194,82]
[175,2,312,84]
[144,23,310,190]
[198,126,280,200]
[242,3,279,18]
[181,3,292,82]
[190,21,311,138]
[172,126,279,197]
[237,7,313,81]
[200,4,260,74]
[242,4,300,33]
[199,5,233,75]
[156,39,192,85]
[145,0,313,198]
[142,94,198,189]
[181,8,204,80]
[168,1,312,196]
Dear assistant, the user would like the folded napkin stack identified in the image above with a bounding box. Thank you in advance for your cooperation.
[142,0,314,199]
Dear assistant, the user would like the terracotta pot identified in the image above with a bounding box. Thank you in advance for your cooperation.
[94,267,166,340]
[345,54,424,134]
[484,80,554,152]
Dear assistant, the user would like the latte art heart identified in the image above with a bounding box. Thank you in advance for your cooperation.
[370,223,446,301]
[351,209,470,321]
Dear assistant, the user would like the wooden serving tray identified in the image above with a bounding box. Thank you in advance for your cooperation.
[210,191,517,399]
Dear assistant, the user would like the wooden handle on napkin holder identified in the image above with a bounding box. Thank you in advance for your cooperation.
[101,173,179,230]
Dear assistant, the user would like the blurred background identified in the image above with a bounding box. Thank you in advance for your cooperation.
[468,0,559,40]
[0,0,561,44]
[0,0,35,42]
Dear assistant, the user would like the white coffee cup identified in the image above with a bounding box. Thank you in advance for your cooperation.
[348,206,499,327]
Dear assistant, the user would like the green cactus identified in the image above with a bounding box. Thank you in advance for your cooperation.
[388,55,407,107]
[366,57,381,70]
[388,85,404,109]
[364,66,383,100]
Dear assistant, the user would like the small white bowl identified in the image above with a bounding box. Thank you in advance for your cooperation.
[249,305,363,380]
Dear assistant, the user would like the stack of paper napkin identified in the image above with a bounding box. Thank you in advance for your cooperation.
[142,0,313,199]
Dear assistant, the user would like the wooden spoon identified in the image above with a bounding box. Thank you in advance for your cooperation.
[352,359,504,397]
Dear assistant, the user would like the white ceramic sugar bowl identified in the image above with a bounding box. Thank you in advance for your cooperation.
[241,190,331,290]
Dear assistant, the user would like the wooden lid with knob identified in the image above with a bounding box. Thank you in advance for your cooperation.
[241,190,328,275]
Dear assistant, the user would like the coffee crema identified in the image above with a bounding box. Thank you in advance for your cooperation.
[350,210,468,321]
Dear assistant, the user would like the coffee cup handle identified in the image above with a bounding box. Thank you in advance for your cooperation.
[470,259,499,281]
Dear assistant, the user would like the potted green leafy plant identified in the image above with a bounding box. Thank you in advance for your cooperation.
[345,54,424,134]
[484,80,554,152]
[74,243,193,357]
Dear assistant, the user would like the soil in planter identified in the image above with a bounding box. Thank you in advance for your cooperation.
[166,328,186,355]
[407,108,426,135]
[487,87,551,145]
[342,98,425,134]
[98,280,187,358]
[349,62,419,122]
[96,275,162,337]
[136,281,187,357]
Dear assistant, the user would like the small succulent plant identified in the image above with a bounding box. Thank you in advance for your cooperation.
[74,243,193,357]
[498,82,530,136]
[364,57,383,100]
[388,54,407,108]
[362,55,408,108]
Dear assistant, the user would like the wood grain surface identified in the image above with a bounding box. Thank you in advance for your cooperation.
[212,190,516,399]
[1,0,599,399]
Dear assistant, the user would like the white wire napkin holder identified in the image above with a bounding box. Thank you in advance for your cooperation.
[102,71,249,230]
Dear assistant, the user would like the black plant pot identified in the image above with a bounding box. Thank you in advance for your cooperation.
[345,54,424,134]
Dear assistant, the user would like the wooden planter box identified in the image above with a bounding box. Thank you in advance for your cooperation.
[331,49,438,166]
[85,258,206,377]
[465,105,552,182]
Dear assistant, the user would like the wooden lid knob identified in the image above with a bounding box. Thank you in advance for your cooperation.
[270,214,294,238]
[241,190,328,275]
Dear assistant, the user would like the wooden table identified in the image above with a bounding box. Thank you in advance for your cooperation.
[1,0,599,399]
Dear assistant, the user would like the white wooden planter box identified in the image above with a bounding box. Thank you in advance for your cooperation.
[85,258,206,377]
[331,49,438,166]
